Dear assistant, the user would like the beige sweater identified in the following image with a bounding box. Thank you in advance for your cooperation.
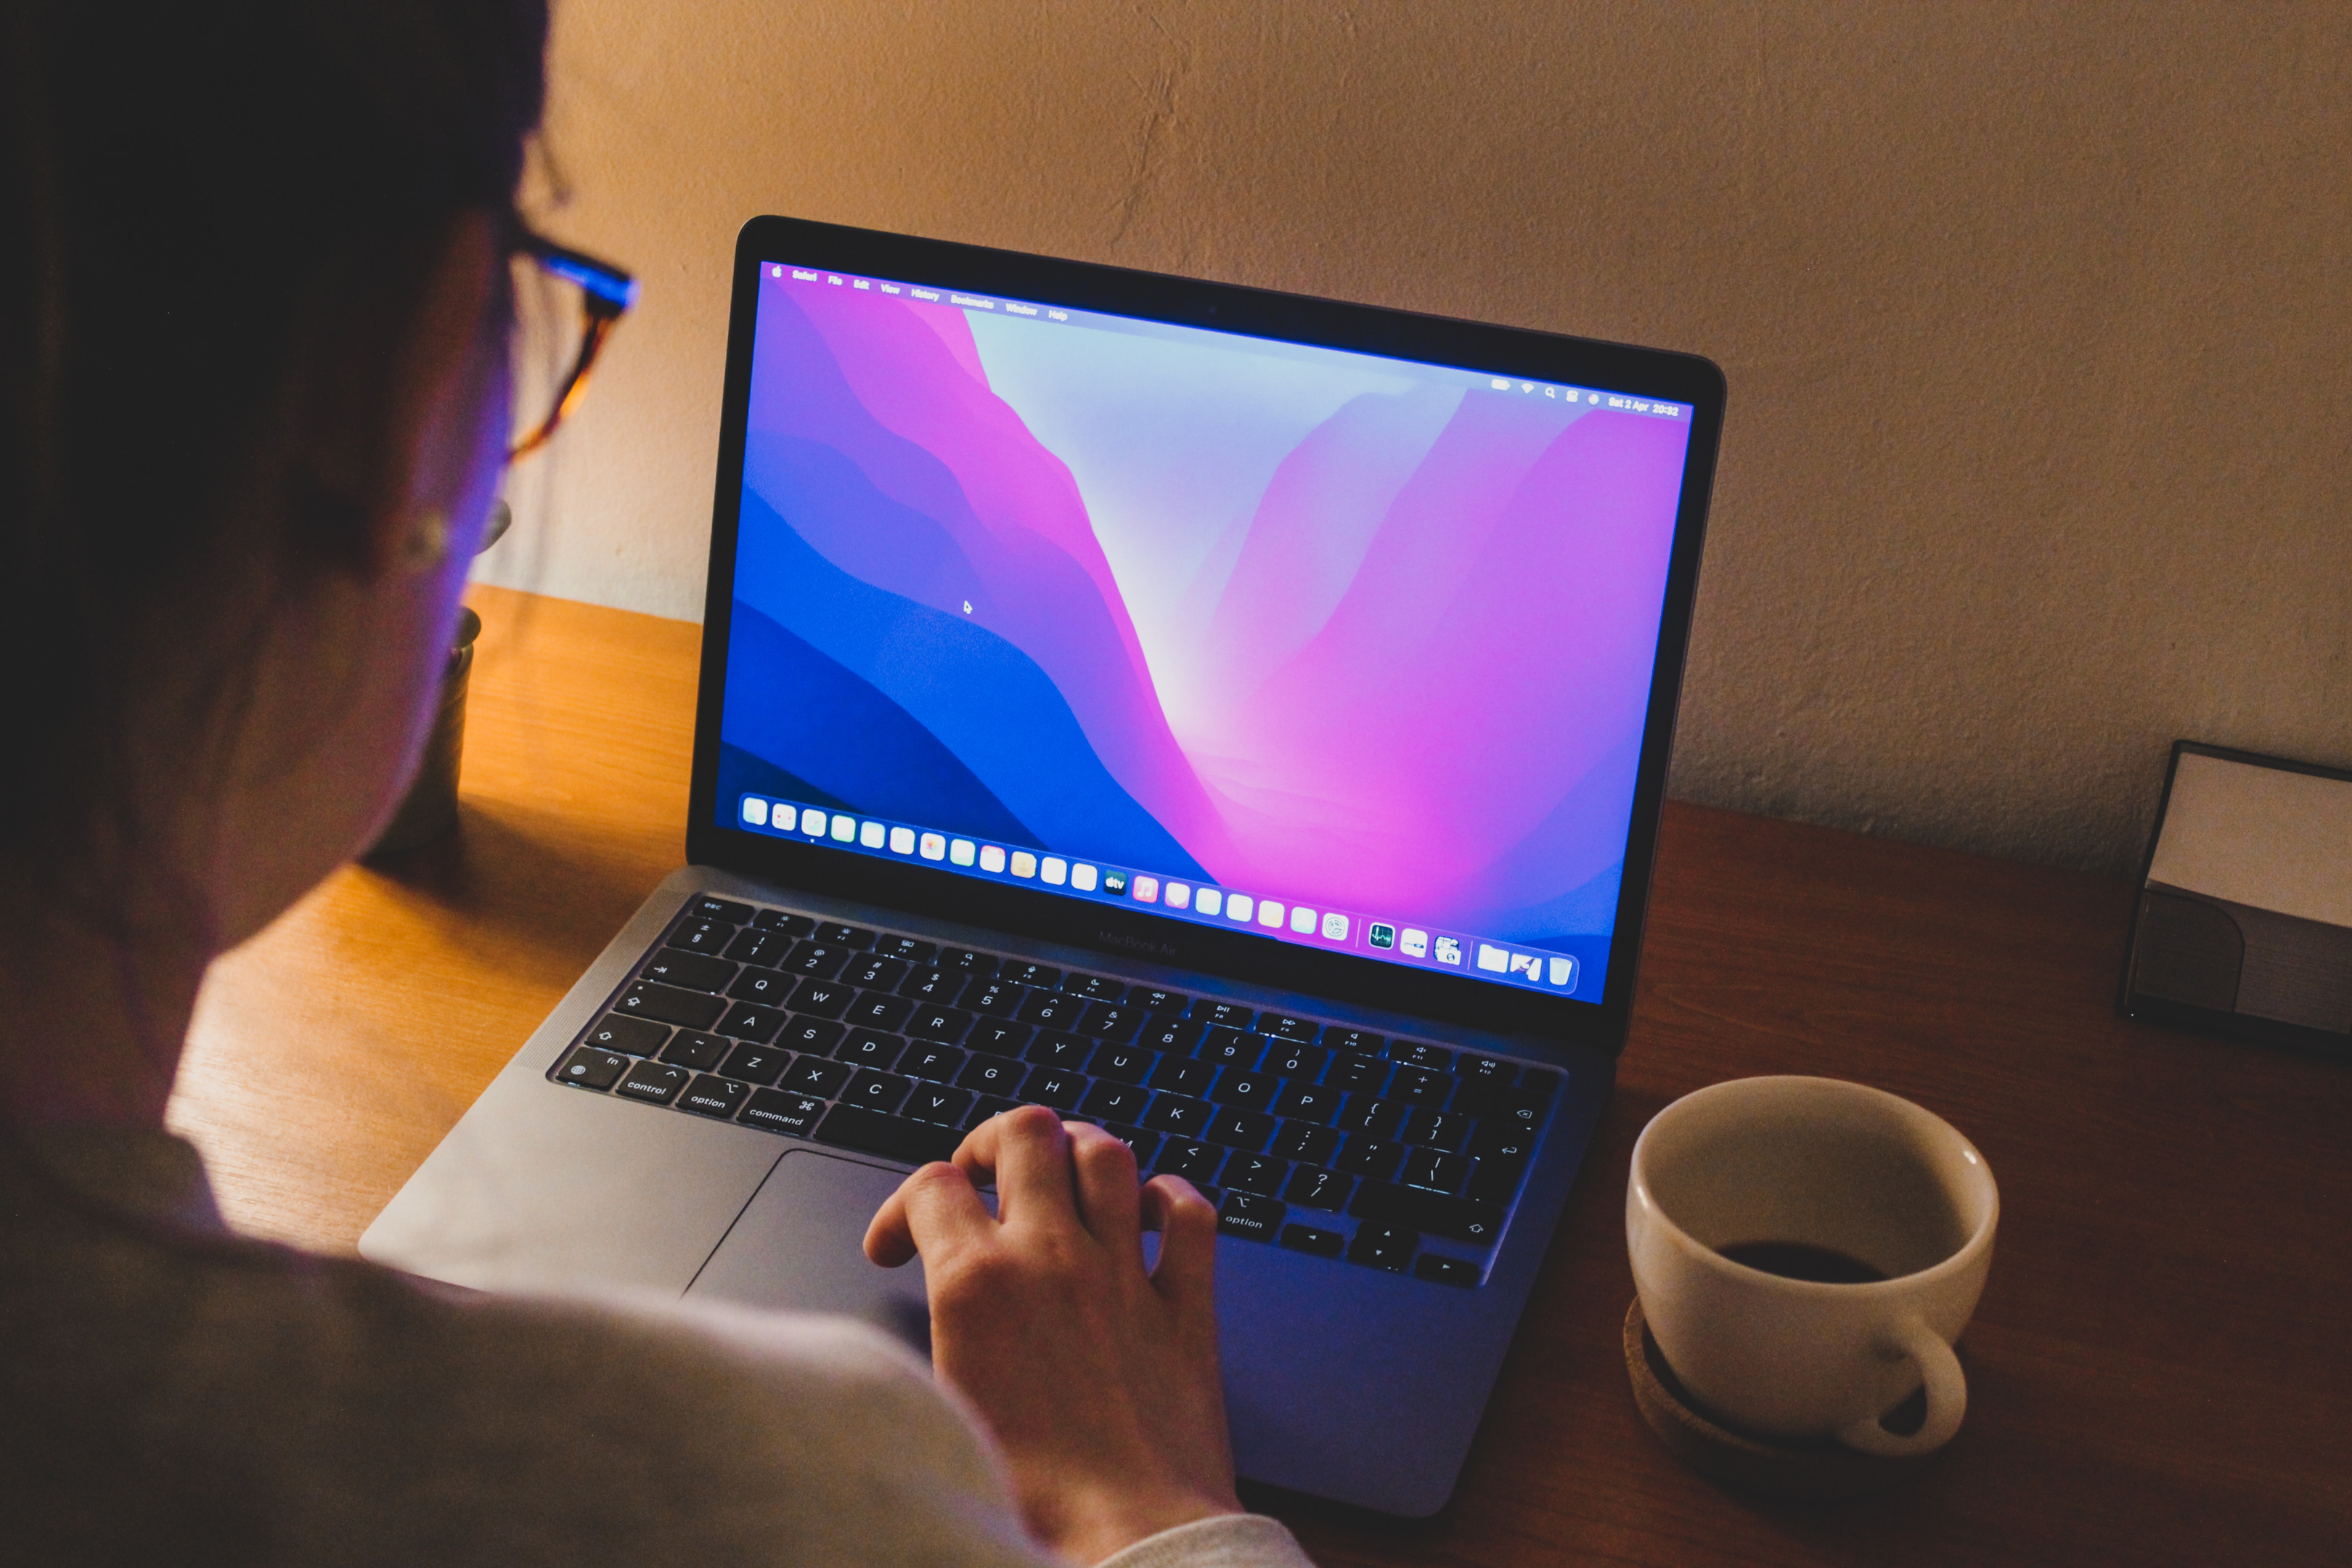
[0,1128,1312,1568]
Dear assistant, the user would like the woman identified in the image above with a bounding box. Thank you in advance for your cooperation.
[0,4,1311,1563]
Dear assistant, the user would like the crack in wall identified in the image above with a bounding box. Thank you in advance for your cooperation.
[1108,4,1193,253]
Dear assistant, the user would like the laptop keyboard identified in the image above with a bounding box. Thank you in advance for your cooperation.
[549,894,1562,1288]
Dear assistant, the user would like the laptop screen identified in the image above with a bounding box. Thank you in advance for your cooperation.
[710,252,1696,1008]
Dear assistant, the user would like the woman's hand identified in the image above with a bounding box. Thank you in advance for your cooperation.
[865,1105,1241,1564]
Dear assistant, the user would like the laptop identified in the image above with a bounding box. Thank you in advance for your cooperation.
[362,215,1724,1517]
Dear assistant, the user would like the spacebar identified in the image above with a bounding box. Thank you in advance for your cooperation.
[814,1104,963,1166]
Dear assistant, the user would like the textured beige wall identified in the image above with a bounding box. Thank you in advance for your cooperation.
[478,1,2352,875]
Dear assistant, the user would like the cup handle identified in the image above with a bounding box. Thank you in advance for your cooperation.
[1838,1315,1967,1457]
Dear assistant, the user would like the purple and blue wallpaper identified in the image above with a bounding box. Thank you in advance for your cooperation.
[717,269,1693,995]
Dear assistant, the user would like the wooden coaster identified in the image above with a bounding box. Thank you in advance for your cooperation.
[1623,1297,1943,1501]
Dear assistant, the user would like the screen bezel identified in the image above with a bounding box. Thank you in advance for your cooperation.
[685,214,1725,1054]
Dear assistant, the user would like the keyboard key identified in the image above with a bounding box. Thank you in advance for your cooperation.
[751,910,817,936]
[1205,1106,1276,1151]
[1155,1138,1223,1183]
[835,1032,906,1071]
[904,1083,973,1128]
[1400,1148,1471,1194]
[965,1020,1033,1057]
[739,1087,825,1135]
[1103,1126,1161,1167]
[1217,1191,1283,1241]
[643,950,735,992]
[776,1017,846,1055]
[964,1095,1020,1130]
[1334,1136,1405,1180]
[1283,1166,1352,1210]
[780,942,851,978]
[785,978,854,1018]
[1146,1056,1217,1097]
[1323,1027,1384,1055]
[842,1070,913,1114]
[1130,988,1189,1015]
[685,896,755,924]
[615,1059,690,1105]
[1270,1082,1340,1123]
[814,1104,961,1164]
[725,967,793,1005]
[1348,1222,1418,1272]
[1078,1081,1152,1124]
[898,968,967,1005]
[722,928,793,968]
[1388,1040,1453,1070]
[1018,992,1087,1032]
[875,934,937,965]
[956,1056,1026,1095]
[1087,1043,1156,1083]
[1455,1053,1518,1084]
[965,981,1026,1018]
[1468,1122,1536,1163]
[555,1045,629,1090]
[1349,1181,1505,1245]
[1388,1065,1454,1106]
[843,955,910,991]
[1402,1107,1474,1150]
[843,993,915,1032]
[936,947,997,975]
[717,1043,790,1087]
[904,1005,973,1044]
[1335,1096,1405,1138]
[679,1074,751,1119]
[1139,1018,1206,1055]
[1142,1095,1215,1138]
[997,961,1061,989]
[1519,1068,1563,1099]
[583,1014,669,1057]
[1066,973,1125,1001]
[658,1032,730,1072]
[1211,1069,1281,1111]
[1261,1042,1327,1081]
[1326,1053,1392,1093]
[1416,1255,1480,1288]
[1260,1013,1319,1042]
[780,1057,852,1098]
[1270,1121,1342,1167]
[899,1043,966,1082]
[1196,1002,1254,1029]
[616,981,727,1031]
[1219,1153,1288,1196]
[666,918,734,955]
[1021,1066,1087,1110]
[716,1002,788,1043]
[1026,1032,1093,1070]
[1076,1002,1145,1042]
[1466,1156,1527,1205]
[1281,1223,1345,1257]
[1197,1028,1262,1069]
[814,923,876,950]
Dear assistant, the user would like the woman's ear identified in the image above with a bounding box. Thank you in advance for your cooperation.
[298,211,504,579]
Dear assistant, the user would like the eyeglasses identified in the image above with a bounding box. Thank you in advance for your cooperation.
[507,230,637,463]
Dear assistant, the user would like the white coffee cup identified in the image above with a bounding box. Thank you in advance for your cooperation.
[1626,1076,1998,1456]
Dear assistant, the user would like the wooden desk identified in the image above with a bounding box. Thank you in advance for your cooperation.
[171,587,2352,1567]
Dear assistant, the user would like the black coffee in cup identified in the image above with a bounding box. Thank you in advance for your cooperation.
[1717,1240,1888,1284]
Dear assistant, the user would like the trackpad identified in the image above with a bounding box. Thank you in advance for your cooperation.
[685,1148,932,1352]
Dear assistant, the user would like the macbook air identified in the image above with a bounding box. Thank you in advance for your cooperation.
[362,216,1724,1516]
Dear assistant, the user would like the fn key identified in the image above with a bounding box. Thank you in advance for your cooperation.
[555,1046,629,1090]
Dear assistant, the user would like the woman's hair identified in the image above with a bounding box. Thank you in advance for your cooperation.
[0,0,547,918]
